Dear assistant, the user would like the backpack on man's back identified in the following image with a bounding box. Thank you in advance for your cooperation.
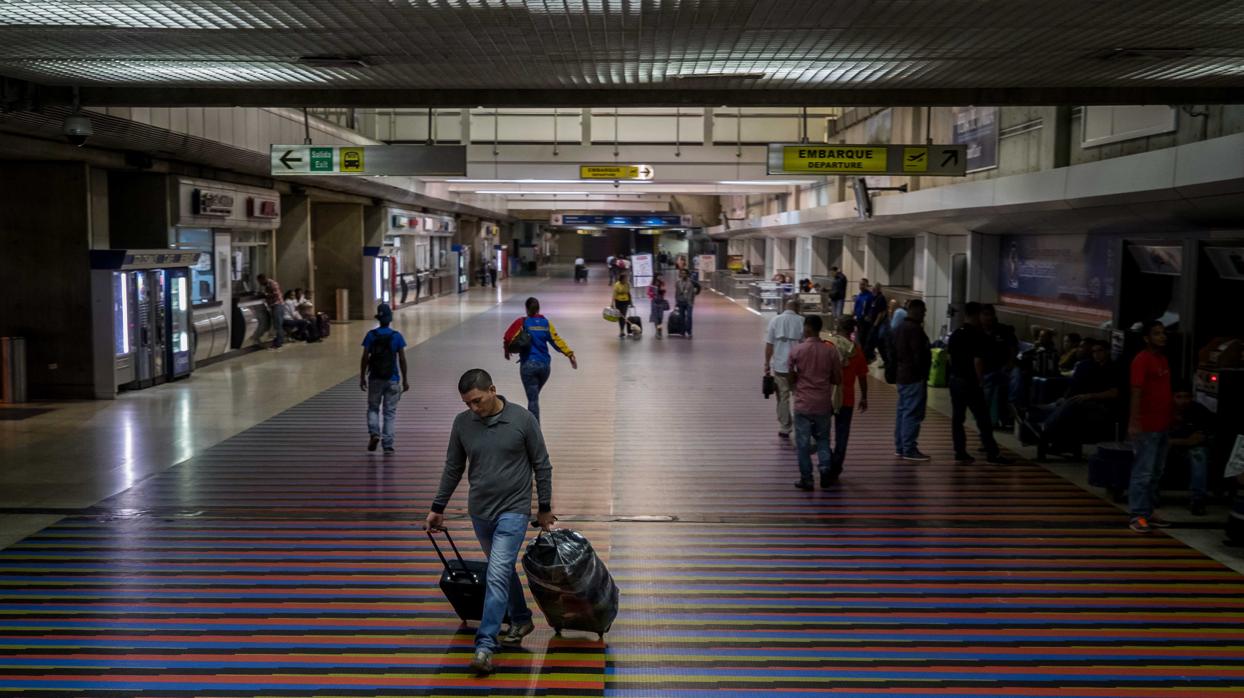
[368,331,397,381]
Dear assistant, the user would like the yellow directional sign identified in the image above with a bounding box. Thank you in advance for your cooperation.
[767,143,967,176]
[779,146,887,174]
[902,146,929,173]
[579,164,655,180]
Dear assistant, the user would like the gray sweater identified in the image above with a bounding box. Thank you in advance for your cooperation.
[431,397,553,520]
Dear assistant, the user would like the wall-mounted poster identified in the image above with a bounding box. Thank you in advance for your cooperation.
[998,234,1118,320]
[952,106,999,173]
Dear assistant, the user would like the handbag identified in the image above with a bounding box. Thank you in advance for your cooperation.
[762,374,776,399]
[602,307,622,322]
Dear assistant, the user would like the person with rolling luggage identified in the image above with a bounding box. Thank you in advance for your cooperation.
[425,368,556,677]
[611,274,633,339]
[674,268,700,338]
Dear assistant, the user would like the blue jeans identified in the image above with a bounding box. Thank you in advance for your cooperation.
[677,301,694,334]
[832,298,845,317]
[520,361,551,422]
[1129,432,1170,518]
[270,303,286,347]
[1176,446,1210,505]
[831,406,854,472]
[895,382,927,456]
[471,512,533,652]
[366,379,402,449]
[794,412,831,481]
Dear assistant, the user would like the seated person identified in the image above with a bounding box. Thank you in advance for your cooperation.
[282,290,316,342]
[1169,386,1213,516]
[1029,340,1120,446]
[295,288,316,321]
[1059,333,1087,371]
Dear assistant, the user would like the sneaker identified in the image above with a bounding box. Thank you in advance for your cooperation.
[367,434,380,452]
[383,447,395,455]
[794,480,814,491]
[1190,502,1207,516]
[901,451,932,462]
[1129,516,1152,534]
[985,454,1014,465]
[500,621,535,647]
[468,648,495,676]
[1148,515,1172,528]
[954,453,976,464]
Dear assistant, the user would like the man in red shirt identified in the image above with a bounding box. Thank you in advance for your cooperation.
[788,315,843,491]
[824,317,868,483]
[1128,320,1174,534]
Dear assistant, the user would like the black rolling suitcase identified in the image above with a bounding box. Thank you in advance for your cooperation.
[667,309,686,336]
[427,528,507,625]
[1088,442,1133,502]
[522,529,619,640]
[316,312,332,338]
[626,315,642,336]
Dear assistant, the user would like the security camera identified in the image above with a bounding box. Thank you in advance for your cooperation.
[63,114,93,147]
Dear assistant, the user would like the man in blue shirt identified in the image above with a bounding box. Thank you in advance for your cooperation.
[852,277,875,353]
[360,303,409,454]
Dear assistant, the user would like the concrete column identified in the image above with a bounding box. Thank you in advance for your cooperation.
[763,237,776,279]
[864,233,890,286]
[311,202,365,320]
[967,231,1000,304]
[794,236,813,280]
[0,162,95,398]
[275,194,311,293]
[842,234,867,286]
[917,233,957,339]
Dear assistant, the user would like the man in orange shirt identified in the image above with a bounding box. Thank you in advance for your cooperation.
[824,317,868,483]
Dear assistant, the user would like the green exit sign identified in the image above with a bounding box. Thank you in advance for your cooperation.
[310,147,334,172]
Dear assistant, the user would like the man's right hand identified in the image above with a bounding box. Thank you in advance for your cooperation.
[424,512,444,531]
[359,378,367,392]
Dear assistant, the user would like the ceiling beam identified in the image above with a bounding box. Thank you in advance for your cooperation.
[18,82,1244,109]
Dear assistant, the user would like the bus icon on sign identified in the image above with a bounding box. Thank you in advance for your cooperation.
[340,148,364,173]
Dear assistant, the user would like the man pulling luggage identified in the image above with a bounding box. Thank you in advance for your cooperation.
[425,369,556,677]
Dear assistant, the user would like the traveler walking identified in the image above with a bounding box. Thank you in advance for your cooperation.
[674,269,700,338]
[788,315,843,490]
[947,302,1011,464]
[828,267,848,317]
[487,258,498,287]
[425,369,556,676]
[894,299,932,462]
[359,303,409,454]
[647,277,670,339]
[852,278,875,359]
[824,316,868,481]
[503,297,577,422]
[256,273,285,349]
[611,274,633,338]
[1128,320,1173,534]
[764,298,806,439]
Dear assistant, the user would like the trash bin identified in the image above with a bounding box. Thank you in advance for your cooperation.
[1,336,27,404]
[335,288,349,323]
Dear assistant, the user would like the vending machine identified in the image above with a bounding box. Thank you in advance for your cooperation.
[363,246,397,308]
[91,250,196,396]
[453,244,471,293]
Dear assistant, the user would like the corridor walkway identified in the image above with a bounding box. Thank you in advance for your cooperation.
[1,273,1242,696]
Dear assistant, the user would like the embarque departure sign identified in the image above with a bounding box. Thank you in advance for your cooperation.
[767,143,968,176]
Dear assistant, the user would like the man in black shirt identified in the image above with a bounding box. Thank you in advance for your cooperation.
[893,299,932,462]
[947,303,1011,464]
[980,304,1020,428]
[1170,386,1214,516]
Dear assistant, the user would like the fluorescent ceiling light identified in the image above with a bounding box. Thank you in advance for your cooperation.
[719,180,815,186]
[476,190,657,196]
[448,179,652,185]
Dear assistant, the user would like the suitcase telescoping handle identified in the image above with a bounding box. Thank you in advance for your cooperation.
[426,527,470,574]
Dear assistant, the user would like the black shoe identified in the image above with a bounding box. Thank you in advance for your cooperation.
[985,454,1014,465]
[367,434,380,452]
[794,480,814,491]
[954,453,976,464]
[820,471,838,488]
[901,451,932,462]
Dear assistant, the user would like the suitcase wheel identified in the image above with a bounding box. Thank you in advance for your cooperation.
[597,633,604,641]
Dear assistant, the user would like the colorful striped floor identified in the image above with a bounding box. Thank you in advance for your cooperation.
[2,275,1242,696]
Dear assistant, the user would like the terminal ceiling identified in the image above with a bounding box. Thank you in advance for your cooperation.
[3,0,1244,107]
